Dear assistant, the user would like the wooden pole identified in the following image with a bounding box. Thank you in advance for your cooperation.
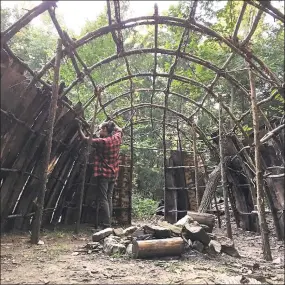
[75,87,101,234]
[248,67,272,261]
[219,93,233,239]
[230,86,235,128]
[192,122,201,207]
[31,38,62,244]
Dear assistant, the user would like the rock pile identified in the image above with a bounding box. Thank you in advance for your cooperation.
[75,212,240,259]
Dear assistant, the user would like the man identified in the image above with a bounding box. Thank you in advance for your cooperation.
[77,120,123,228]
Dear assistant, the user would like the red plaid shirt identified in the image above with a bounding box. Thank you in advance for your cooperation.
[92,130,123,178]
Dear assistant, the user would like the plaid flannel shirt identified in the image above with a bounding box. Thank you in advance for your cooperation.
[92,130,123,178]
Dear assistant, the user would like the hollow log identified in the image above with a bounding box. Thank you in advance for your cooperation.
[171,150,190,219]
[187,211,216,232]
[164,157,177,224]
[132,237,184,259]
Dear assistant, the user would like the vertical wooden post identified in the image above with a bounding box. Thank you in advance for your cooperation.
[219,94,233,239]
[230,87,235,129]
[214,194,222,228]
[75,87,101,234]
[192,122,200,207]
[129,91,134,224]
[31,39,62,244]
[248,67,272,261]
[163,98,168,221]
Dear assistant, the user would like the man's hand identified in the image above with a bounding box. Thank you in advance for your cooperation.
[114,124,123,133]
[75,118,89,141]
[75,118,82,128]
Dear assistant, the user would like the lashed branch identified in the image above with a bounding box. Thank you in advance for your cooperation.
[48,8,82,78]
[110,102,218,158]
[245,0,284,23]
[103,72,247,136]
[260,124,285,144]
[241,9,263,46]
[237,89,279,123]
[233,2,247,42]
[88,48,250,97]
[1,1,58,44]
[96,88,218,123]
[150,3,159,130]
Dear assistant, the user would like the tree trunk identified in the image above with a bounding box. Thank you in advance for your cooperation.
[198,162,221,213]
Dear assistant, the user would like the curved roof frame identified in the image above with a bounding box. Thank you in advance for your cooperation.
[2,0,284,151]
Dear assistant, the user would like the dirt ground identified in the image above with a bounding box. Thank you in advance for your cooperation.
[1,218,284,284]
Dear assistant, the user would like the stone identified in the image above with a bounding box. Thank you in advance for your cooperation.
[37,240,44,245]
[103,236,126,256]
[85,242,100,250]
[182,223,211,245]
[135,234,154,241]
[144,225,171,238]
[187,239,193,247]
[272,257,283,264]
[215,275,261,284]
[131,227,145,238]
[208,239,222,254]
[109,234,121,242]
[200,224,211,233]
[207,240,222,254]
[123,226,138,236]
[175,215,194,227]
[193,240,204,252]
[121,238,132,247]
[157,221,182,235]
[113,228,124,236]
[215,235,240,258]
[126,244,134,257]
[92,228,113,242]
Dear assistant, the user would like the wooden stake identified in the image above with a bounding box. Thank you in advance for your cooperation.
[31,38,62,244]
[75,86,101,234]
[248,67,272,261]
[219,93,233,239]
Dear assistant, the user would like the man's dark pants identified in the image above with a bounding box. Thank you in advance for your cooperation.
[92,176,115,228]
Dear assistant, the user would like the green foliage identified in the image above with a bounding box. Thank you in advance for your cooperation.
[132,195,158,219]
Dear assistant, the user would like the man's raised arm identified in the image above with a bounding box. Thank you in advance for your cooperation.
[76,119,89,141]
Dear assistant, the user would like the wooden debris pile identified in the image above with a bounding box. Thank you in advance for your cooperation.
[74,211,240,259]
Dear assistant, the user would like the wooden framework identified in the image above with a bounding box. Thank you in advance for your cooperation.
[1,0,284,260]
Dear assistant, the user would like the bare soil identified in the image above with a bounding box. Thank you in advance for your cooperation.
[1,218,284,284]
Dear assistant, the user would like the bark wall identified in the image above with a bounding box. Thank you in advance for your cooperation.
[1,56,132,232]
